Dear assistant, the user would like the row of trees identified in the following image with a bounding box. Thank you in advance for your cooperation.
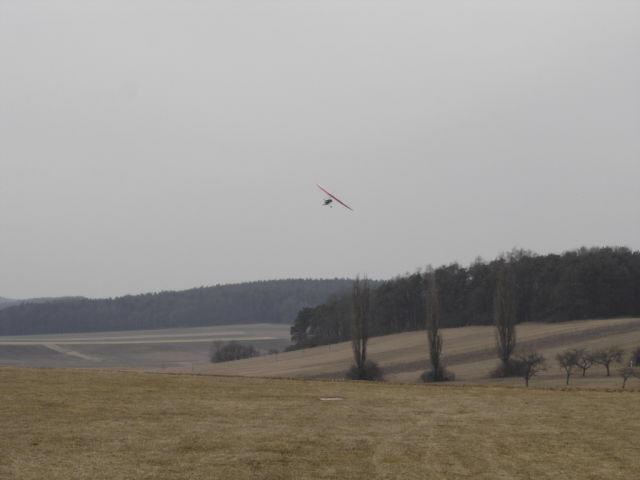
[476,263,639,388]
[344,269,537,384]
[557,347,640,387]
[427,264,547,387]
[345,266,639,389]
[290,247,640,349]
[345,269,507,384]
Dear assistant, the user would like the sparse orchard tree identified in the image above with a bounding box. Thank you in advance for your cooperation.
[631,347,640,367]
[493,264,517,377]
[592,346,624,376]
[421,268,454,382]
[514,351,545,387]
[347,277,382,381]
[618,365,638,389]
[574,348,594,377]
[556,349,579,386]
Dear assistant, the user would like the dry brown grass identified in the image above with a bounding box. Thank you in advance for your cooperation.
[1,367,639,479]
[194,317,640,388]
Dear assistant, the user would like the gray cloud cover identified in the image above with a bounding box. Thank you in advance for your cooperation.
[1,0,638,298]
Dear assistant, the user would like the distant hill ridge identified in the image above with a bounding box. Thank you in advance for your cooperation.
[0,279,351,335]
[0,297,18,310]
[0,296,85,311]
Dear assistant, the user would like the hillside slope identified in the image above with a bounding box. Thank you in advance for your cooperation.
[197,317,640,388]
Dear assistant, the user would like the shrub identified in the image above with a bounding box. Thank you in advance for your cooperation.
[420,368,455,383]
[490,359,525,378]
[211,341,259,363]
[346,360,383,381]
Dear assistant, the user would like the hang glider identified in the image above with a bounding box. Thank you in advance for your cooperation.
[317,184,353,211]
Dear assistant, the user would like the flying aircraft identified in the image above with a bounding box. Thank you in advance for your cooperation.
[317,184,353,211]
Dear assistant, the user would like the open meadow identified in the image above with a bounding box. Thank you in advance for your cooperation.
[1,367,639,480]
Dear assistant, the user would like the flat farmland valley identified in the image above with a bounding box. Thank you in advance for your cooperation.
[0,323,291,370]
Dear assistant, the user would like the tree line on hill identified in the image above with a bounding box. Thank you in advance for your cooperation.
[0,296,84,311]
[345,268,639,388]
[0,279,351,335]
[207,258,640,389]
[289,247,640,349]
[0,297,17,310]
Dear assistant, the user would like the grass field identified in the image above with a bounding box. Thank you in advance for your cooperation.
[197,317,640,389]
[1,367,639,479]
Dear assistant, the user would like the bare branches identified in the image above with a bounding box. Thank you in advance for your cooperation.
[574,348,594,377]
[348,276,381,381]
[631,347,640,367]
[618,366,639,389]
[493,264,517,376]
[351,276,370,370]
[426,269,442,376]
[514,351,546,387]
[592,347,624,376]
[421,268,453,382]
[556,350,580,386]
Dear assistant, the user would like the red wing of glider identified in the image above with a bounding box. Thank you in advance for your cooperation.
[317,184,354,211]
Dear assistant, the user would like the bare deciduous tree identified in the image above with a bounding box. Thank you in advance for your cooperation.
[631,346,640,367]
[515,351,545,387]
[592,346,624,376]
[618,365,638,389]
[347,276,382,381]
[421,268,452,382]
[574,348,594,377]
[493,264,517,376]
[556,349,579,386]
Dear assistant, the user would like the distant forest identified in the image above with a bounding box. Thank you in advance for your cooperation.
[290,247,640,349]
[0,298,17,310]
[0,296,83,311]
[0,279,351,335]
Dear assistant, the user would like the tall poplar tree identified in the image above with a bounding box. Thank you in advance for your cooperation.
[494,264,517,376]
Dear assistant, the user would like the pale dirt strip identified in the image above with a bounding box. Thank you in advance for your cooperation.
[43,344,102,362]
[0,331,245,343]
[0,336,278,346]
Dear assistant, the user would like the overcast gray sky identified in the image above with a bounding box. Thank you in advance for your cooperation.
[1,0,639,299]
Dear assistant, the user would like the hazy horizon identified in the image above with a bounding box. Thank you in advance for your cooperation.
[2,0,639,299]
